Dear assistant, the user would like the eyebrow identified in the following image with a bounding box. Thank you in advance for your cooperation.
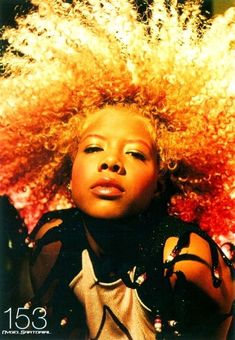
[79,134,106,143]
[80,134,152,150]
[124,138,152,150]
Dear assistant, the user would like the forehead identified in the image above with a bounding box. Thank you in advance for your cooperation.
[81,106,154,142]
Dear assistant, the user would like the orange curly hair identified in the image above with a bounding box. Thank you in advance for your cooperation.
[0,0,234,242]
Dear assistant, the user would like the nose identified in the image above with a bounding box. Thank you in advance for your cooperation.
[98,156,125,174]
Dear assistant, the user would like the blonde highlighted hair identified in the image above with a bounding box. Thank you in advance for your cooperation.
[0,0,234,240]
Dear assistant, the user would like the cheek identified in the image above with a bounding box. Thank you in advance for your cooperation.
[71,160,89,207]
[134,171,158,195]
[71,161,79,185]
[71,157,88,189]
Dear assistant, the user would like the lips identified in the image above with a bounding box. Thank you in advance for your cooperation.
[90,178,124,198]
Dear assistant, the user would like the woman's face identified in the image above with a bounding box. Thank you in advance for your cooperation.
[71,106,159,219]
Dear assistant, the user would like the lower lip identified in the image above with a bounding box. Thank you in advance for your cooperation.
[91,186,123,198]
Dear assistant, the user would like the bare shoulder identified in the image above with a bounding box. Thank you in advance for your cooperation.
[163,232,234,338]
[164,233,234,308]
[33,217,63,240]
[30,217,63,291]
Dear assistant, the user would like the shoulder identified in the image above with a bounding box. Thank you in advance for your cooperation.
[29,208,80,241]
[161,221,234,338]
[25,209,87,337]
[28,208,85,291]
[163,230,234,302]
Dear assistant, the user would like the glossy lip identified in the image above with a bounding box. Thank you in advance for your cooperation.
[90,177,125,197]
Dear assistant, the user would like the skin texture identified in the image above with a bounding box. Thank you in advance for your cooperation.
[71,107,159,219]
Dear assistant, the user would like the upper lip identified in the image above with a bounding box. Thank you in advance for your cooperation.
[90,177,125,192]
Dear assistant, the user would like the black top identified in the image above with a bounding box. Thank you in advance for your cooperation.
[27,207,234,339]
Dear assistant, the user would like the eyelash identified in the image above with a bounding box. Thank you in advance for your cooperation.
[84,146,103,153]
[83,146,146,161]
[126,151,146,161]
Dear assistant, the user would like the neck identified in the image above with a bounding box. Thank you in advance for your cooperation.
[83,221,104,257]
[79,206,159,259]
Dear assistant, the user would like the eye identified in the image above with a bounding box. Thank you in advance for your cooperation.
[126,151,146,161]
[84,146,103,153]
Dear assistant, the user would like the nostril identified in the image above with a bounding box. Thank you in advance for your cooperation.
[100,162,120,172]
[101,163,108,170]
[112,164,120,172]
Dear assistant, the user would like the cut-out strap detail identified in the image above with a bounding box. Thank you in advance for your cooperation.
[31,246,64,304]
[208,240,222,287]
[30,224,63,264]
[165,230,191,263]
[164,229,228,287]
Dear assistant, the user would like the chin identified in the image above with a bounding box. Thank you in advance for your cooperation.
[78,199,140,220]
[85,210,127,220]
[81,205,131,220]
